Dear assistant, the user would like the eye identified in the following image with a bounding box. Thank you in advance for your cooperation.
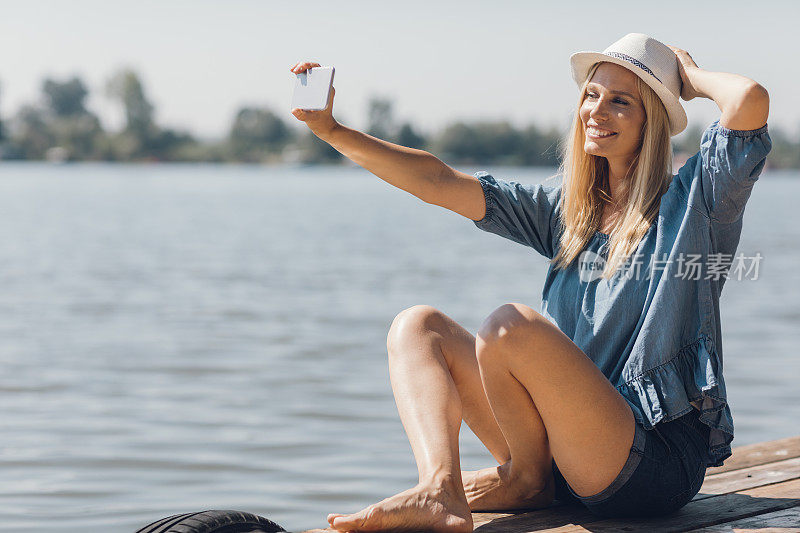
[586,92,628,105]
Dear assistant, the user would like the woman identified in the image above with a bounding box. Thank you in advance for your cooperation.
[290,33,771,531]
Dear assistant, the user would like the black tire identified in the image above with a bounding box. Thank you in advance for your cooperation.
[134,510,287,533]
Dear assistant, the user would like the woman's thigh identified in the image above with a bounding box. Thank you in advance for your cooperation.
[477,303,636,498]
[551,409,711,518]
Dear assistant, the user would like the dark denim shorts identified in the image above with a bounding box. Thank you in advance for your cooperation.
[551,408,711,518]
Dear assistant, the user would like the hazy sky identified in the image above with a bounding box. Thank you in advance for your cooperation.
[1,0,795,140]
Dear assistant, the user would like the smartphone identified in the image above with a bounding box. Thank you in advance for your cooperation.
[292,66,335,111]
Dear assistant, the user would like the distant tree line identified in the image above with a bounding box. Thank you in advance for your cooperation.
[0,72,798,168]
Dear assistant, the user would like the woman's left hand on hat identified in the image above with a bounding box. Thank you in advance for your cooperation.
[667,45,703,102]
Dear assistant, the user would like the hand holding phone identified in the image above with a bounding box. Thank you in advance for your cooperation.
[292,65,335,110]
[290,61,338,139]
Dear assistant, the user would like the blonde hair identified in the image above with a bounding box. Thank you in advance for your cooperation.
[549,62,673,279]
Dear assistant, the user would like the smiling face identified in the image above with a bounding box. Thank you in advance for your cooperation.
[579,62,647,163]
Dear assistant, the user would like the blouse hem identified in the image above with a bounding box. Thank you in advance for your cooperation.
[712,119,769,138]
[616,334,734,468]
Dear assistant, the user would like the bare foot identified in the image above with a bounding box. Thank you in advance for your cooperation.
[326,479,472,532]
[461,462,554,512]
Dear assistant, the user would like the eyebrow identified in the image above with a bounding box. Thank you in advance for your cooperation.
[586,83,636,99]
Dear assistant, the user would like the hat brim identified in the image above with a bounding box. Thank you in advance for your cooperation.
[569,51,687,136]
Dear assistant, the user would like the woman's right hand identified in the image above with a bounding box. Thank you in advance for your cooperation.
[290,61,339,139]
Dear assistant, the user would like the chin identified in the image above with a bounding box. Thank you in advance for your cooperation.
[584,144,605,157]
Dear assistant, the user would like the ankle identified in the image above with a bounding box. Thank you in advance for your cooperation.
[419,471,464,494]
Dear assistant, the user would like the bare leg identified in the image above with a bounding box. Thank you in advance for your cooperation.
[326,300,637,527]
[467,303,636,509]
[459,401,555,511]
[327,305,499,532]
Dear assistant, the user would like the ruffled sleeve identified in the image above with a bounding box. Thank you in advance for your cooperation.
[472,172,562,259]
[698,119,772,224]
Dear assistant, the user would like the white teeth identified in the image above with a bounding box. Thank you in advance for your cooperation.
[587,127,615,137]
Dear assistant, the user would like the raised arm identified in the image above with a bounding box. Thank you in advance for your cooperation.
[668,46,769,130]
[667,46,772,227]
[317,122,487,221]
[290,61,486,220]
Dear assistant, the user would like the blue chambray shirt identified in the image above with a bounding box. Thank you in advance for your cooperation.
[472,119,772,467]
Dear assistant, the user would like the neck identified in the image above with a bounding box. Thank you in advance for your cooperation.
[604,155,635,205]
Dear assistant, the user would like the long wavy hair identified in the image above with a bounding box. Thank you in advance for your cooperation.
[549,61,673,279]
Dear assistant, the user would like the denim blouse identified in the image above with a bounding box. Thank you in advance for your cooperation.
[471,119,772,467]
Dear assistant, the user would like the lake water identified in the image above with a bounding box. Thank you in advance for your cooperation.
[0,163,797,532]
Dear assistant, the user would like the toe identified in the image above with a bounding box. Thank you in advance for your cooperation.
[331,513,364,531]
[331,515,350,528]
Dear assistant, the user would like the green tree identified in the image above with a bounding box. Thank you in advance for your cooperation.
[49,113,104,160]
[39,76,106,160]
[149,128,199,161]
[297,131,341,164]
[105,69,198,160]
[434,121,522,164]
[9,105,54,159]
[396,122,427,150]
[518,123,561,166]
[764,126,800,169]
[42,77,89,117]
[366,97,396,141]
[107,69,155,141]
[228,107,292,162]
[672,124,703,157]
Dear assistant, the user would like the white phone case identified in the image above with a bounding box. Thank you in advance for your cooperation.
[292,66,335,111]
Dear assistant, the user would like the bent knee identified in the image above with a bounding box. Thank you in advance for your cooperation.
[387,304,447,353]
[477,303,548,355]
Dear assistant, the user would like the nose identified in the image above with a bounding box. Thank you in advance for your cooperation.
[588,97,611,123]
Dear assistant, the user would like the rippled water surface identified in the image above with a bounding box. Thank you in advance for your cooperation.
[0,163,797,532]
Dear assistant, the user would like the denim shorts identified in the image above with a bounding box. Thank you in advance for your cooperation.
[551,408,711,518]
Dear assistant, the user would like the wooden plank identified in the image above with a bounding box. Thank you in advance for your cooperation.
[303,463,800,533]
[305,477,800,533]
[708,436,800,475]
[471,457,800,532]
[297,500,594,532]
[472,505,594,531]
[695,456,800,500]
[689,506,800,532]
[300,437,800,533]
[537,477,800,532]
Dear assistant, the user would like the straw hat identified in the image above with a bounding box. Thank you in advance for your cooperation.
[570,33,687,136]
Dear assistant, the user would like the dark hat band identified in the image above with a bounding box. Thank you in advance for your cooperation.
[603,51,662,83]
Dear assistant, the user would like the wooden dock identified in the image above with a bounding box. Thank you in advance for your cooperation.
[304,435,800,532]
[470,435,800,532]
